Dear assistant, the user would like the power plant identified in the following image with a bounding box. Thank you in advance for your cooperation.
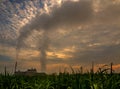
[14,61,46,76]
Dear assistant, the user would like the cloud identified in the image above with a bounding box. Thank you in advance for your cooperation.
[46,23,120,65]
[1,0,120,73]
[67,44,120,65]
[16,0,93,72]
[0,55,12,61]
[0,0,45,46]
[113,64,120,70]
[95,0,120,23]
[18,0,93,43]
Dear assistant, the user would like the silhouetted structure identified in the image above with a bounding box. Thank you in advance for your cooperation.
[80,66,83,74]
[15,68,46,76]
[90,61,94,74]
[4,66,6,76]
[14,61,17,73]
[110,62,113,75]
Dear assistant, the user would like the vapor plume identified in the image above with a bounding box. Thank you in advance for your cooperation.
[17,0,93,72]
[39,31,49,72]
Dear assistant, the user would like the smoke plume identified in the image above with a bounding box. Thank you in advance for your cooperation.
[17,0,93,72]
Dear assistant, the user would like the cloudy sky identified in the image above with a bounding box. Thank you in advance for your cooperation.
[0,0,120,73]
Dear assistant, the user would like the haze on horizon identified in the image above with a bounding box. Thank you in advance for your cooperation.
[0,0,120,73]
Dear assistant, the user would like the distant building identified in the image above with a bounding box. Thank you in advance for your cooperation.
[15,68,46,76]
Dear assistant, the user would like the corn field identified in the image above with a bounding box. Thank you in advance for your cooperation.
[0,70,120,89]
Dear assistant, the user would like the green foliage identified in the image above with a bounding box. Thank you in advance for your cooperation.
[0,72,120,89]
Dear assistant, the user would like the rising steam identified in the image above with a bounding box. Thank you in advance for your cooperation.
[17,0,93,72]
[38,31,49,72]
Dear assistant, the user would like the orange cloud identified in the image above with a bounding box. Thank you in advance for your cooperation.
[47,51,73,59]
[113,64,120,70]
[18,49,39,60]
[63,48,75,52]
[55,53,72,59]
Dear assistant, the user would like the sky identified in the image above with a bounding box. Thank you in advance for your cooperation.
[0,0,120,73]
